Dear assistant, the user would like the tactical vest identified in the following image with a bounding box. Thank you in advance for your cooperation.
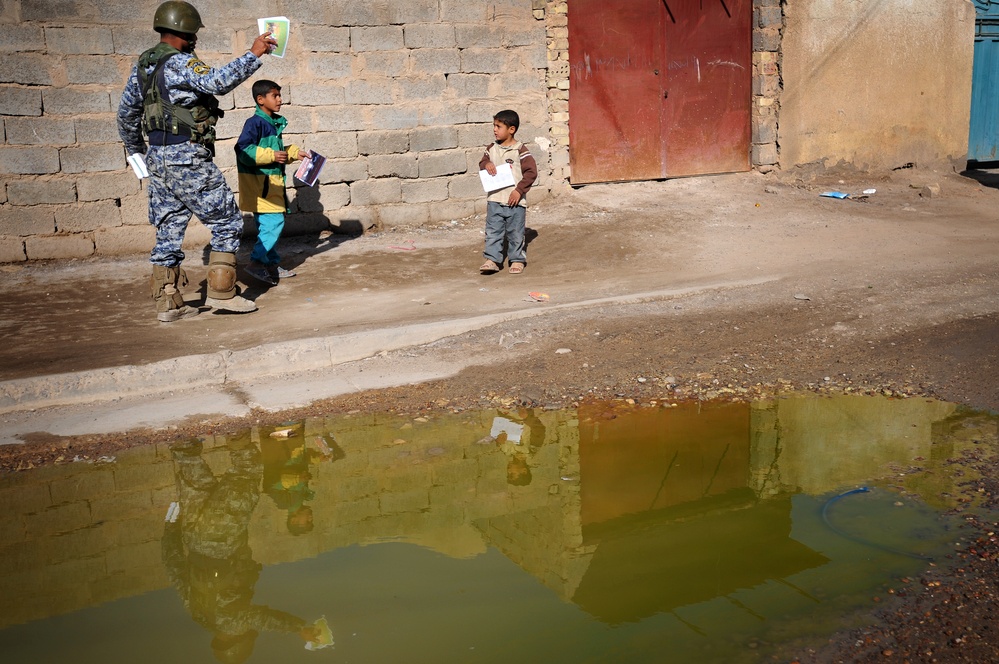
[137,43,223,147]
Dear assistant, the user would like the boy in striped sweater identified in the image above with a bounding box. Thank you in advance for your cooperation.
[478,109,538,275]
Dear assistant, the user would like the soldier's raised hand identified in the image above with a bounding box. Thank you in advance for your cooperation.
[251,32,278,57]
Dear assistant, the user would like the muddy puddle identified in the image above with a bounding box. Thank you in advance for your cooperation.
[0,394,996,663]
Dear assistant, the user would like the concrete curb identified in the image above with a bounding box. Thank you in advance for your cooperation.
[0,277,776,415]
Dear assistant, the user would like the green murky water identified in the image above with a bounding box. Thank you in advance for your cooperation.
[0,394,995,663]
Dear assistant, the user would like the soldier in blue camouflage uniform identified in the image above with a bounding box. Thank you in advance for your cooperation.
[117,1,277,322]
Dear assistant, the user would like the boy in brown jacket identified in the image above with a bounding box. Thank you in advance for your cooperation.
[478,109,538,274]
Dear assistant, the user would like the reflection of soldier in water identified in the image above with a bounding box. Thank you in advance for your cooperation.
[493,408,548,486]
[163,437,319,663]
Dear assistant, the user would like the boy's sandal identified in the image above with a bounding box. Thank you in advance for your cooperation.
[509,263,525,274]
[479,260,500,273]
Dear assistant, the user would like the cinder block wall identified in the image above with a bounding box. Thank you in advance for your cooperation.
[0,0,552,263]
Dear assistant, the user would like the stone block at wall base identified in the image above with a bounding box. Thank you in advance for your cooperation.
[25,234,95,260]
[378,203,429,227]
[93,224,154,256]
[0,236,26,262]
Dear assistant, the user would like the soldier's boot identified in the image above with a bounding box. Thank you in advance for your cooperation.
[151,265,200,323]
[203,251,257,313]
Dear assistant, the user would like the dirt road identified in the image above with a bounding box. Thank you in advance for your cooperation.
[1,164,998,661]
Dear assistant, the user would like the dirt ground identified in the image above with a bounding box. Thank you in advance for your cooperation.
[2,163,999,661]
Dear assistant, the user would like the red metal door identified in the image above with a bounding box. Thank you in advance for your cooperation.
[568,0,664,183]
[568,0,751,183]
[662,0,752,176]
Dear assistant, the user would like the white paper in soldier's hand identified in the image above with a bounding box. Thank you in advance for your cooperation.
[479,162,516,193]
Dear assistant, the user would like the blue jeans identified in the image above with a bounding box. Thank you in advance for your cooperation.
[250,212,285,265]
[484,201,526,266]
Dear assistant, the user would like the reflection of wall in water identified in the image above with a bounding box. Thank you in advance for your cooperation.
[749,395,957,497]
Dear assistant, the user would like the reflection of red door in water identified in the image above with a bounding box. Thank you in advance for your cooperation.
[568,0,751,184]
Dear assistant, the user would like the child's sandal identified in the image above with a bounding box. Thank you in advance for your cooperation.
[509,263,525,274]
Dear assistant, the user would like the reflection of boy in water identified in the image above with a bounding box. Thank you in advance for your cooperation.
[262,433,343,535]
[493,408,547,486]
[163,437,319,663]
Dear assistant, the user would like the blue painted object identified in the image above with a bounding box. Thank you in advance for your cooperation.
[969,0,999,162]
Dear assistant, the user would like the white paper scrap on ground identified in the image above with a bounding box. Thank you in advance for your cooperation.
[490,416,523,443]
[127,153,149,179]
[479,162,516,193]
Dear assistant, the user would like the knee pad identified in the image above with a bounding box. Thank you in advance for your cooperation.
[207,251,237,299]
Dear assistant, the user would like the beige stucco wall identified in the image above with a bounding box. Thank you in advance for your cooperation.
[780,0,976,170]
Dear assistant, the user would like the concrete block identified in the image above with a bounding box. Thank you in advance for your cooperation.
[757,6,783,28]
[753,27,780,52]
[331,0,438,26]
[368,153,419,178]
[315,106,365,132]
[404,24,455,49]
[0,24,44,52]
[357,130,409,156]
[0,87,42,116]
[409,126,458,153]
[504,23,547,47]
[119,193,149,226]
[439,0,485,22]
[418,149,468,179]
[466,101,498,123]
[0,236,26,262]
[460,48,510,74]
[448,173,484,199]
[112,26,152,56]
[456,24,504,49]
[324,158,368,183]
[418,101,467,126]
[458,124,491,148]
[489,71,544,95]
[751,142,778,166]
[299,26,350,52]
[74,117,121,144]
[447,73,491,99]
[358,51,410,77]
[346,79,395,105]
[67,56,126,85]
[378,203,428,227]
[368,105,420,130]
[93,224,154,255]
[293,83,346,106]
[401,178,449,203]
[429,198,477,222]
[350,26,404,51]
[0,204,56,235]
[328,205,378,233]
[56,201,122,233]
[60,144,126,174]
[5,117,76,146]
[45,26,114,54]
[0,147,60,175]
[409,48,461,75]
[306,131,359,159]
[43,88,112,115]
[0,54,53,85]
[7,180,76,205]
[308,53,353,80]
[350,177,402,205]
[395,75,446,100]
[296,183,350,212]
[25,233,95,260]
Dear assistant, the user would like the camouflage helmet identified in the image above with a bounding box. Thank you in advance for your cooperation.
[153,1,204,35]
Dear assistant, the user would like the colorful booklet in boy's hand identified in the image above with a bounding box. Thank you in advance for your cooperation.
[258,16,290,58]
[295,151,326,187]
